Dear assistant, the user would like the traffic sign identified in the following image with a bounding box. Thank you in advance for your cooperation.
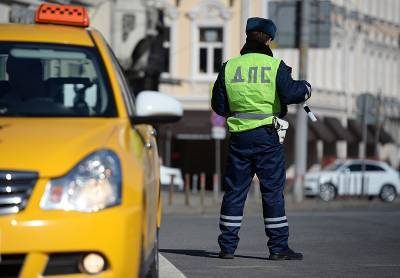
[356,93,378,124]
[356,93,377,112]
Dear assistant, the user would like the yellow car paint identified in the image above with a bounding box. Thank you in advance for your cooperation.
[0,22,161,277]
[0,24,94,47]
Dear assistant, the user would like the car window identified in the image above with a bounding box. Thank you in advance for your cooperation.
[106,44,135,117]
[0,43,117,117]
[347,164,362,172]
[366,164,385,171]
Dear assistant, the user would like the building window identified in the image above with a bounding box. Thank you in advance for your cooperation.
[162,26,171,74]
[122,14,136,43]
[198,27,223,75]
[398,33,400,48]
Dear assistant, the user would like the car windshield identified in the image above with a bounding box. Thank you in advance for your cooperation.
[0,43,117,117]
[323,162,343,171]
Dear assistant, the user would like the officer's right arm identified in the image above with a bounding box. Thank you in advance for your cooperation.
[276,61,312,105]
[211,62,230,117]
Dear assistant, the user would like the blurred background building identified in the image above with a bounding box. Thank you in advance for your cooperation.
[0,0,399,186]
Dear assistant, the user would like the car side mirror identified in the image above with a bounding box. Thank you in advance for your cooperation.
[131,90,183,125]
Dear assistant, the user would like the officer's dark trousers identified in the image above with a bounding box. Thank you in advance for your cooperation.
[218,126,289,255]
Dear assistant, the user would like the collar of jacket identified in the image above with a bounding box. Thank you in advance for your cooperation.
[240,39,274,57]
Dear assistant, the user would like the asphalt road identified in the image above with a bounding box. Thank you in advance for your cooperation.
[160,208,400,278]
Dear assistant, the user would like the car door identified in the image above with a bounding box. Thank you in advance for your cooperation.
[110,51,158,258]
[365,164,386,195]
[345,163,364,196]
[337,167,351,196]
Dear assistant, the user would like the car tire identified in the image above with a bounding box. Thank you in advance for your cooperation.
[139,228,159,278]
[319,183,337,202]
[379,184,397,203]
[145,228,159,278]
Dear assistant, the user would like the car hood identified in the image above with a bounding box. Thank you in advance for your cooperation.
[0,118,118,178]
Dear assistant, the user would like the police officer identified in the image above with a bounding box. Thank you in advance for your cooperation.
[212,17,311,260]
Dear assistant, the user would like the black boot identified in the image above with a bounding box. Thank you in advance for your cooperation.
[218,251,234,259]
[269,248,303,260]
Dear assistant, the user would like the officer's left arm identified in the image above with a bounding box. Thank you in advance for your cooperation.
[211,62,230,117]
[276,61,312,105]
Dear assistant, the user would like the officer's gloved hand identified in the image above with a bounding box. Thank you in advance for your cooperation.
[304,81,312,100]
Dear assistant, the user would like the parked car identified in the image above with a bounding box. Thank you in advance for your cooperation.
[304,159,400,202]
[160,165,184,191]
[0,4,182,277]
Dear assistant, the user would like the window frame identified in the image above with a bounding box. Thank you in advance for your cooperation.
[198,27,224,75]
[346,164,363,172]
[161,26,172,75]
[187,1,232,82]
[193,24,225,81]
[160,14,178,79]
[106,44,136,117]
[365,164,385,172]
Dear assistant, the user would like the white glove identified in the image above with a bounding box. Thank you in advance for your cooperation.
[273,117,289,144]
[304,81,312,100]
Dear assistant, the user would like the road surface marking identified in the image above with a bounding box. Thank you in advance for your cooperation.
[160,254,186,278]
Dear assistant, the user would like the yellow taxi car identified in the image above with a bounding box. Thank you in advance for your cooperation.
[0,3,182,278]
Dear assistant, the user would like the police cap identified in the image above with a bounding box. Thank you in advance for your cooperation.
[245,17,277,40]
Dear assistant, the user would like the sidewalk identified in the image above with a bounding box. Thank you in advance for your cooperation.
[161,189,400,216]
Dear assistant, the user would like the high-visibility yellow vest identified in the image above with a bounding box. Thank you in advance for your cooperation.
[224,53,281,132]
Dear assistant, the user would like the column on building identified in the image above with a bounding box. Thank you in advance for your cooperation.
[158,0,234,184]
[0,3,10,23]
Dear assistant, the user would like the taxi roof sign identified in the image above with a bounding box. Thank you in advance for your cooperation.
[35,4,90,27]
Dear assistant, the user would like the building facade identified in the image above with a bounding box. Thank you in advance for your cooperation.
[1,0,399,182]
[151,0,400,182]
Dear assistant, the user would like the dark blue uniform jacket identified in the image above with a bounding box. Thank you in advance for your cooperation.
[211,41,310,118]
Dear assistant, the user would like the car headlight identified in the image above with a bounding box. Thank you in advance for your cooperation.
[40,150,121,212]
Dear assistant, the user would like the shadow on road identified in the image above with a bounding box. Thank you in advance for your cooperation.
[159,249,266,260]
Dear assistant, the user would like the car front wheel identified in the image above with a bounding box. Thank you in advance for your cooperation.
[145,228,159,278]
[319,183,337,202]
[379,184,397,203]
[140,228,159,278]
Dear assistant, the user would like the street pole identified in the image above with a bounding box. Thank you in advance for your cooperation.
[293,0,310,203]
[109,0,116,49]
[215,138,221,194]
[374,91,383,158]
[361,94,368,197]
[211,111,225,201]
[165,126,172,166]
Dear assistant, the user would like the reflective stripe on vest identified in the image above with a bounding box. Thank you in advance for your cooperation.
[231,112,278,120]
[224,53,281,132]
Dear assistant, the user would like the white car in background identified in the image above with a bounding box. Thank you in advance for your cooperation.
[304,160,400,202]
[160,165,184,191]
